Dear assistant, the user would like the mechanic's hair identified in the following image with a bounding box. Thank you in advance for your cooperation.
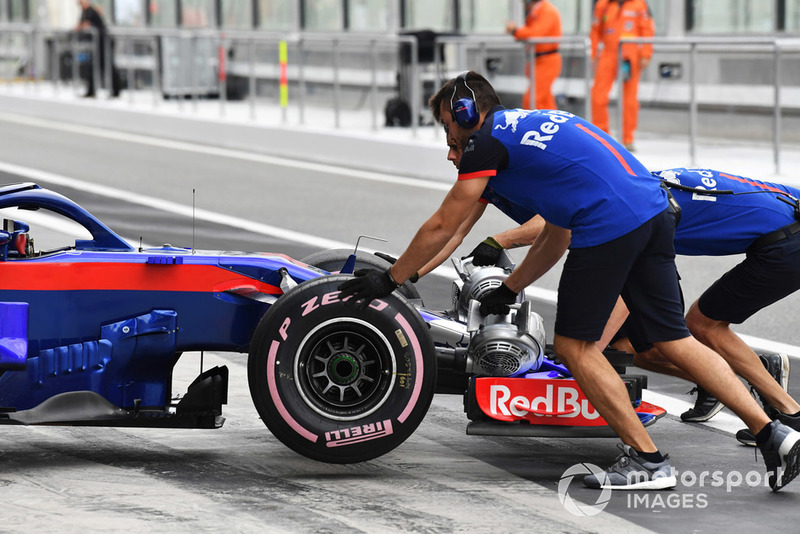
[429,71,501,126]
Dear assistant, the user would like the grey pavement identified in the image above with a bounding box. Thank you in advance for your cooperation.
[3,80,800,356]
[1,80,800,187]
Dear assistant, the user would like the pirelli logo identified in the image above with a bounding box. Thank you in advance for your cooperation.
[325,419,394,447]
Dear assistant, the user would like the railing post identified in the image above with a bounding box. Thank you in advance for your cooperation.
[152,35,160,108]
[219,34,227,118]
[333,38,340,129]
[191,34,198,113]
[584,36,592,121]
[774,40,782,175]
[433,36,443,137]
[527,42,535,109]
[617,41,624,144]
[29,27,37,93]
[248,38,256,120]
[689,41,697,166]
[51,31,59,95]
[70,31,79,93]
[410,37,419,137]
[26,27,34,92]
[280,39,288,124]
[176,33,184,113]
[298,37,305,125]
[370,39,377,131]
[127,36,134,105]
[1,31,8,85]
[100,31,108,99]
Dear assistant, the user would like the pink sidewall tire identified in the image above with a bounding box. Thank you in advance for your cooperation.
[247,274,436,463]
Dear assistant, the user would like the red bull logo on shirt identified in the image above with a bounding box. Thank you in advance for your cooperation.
[493,110,531,133]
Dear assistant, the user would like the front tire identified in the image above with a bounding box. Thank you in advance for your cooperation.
[248,274,436,463]
[300,248,422,303]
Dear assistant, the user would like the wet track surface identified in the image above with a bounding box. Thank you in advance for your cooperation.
[1,117,800,532]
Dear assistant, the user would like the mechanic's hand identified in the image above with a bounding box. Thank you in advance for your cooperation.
[338,268,399,309]
[465,236,504,267]
[374,252,419,283]
[479,283,518,315]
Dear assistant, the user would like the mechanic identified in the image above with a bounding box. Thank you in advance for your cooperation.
[432,166,800,437]
[606,168,800,447]
[338,70,800,491]
[506,0,562,110]
[590,0,654,151]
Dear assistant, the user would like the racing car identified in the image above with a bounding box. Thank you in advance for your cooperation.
[0,182,664,463]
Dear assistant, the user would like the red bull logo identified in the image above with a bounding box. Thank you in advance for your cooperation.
[493,110,530,133]
[475,377,607,426]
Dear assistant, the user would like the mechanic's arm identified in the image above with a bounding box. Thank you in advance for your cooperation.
[492,215,545,249]
[389,177,489,284]
[502,221,571,293]
[417,202,487,278]
[466,214,546,267]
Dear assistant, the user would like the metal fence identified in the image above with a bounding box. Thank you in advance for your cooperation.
[432,34,593,120]
[433,34,800,175]
[0,25,799,173]
[0,24,419,134]
[619,36,800,175]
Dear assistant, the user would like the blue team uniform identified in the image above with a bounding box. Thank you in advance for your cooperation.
[479,185,537,225]
[461,106,687,343]
[459,107,668,248]
[655,168,800,256]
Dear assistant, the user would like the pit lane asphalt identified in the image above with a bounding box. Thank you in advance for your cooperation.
[1,115,800,532]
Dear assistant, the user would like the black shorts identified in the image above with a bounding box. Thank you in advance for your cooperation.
[555,209,690,344]
[698,225,800,324]
[613,271,685,354]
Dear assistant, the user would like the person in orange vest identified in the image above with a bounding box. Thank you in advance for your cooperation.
[506,0,562,110]
[590,0,655,151]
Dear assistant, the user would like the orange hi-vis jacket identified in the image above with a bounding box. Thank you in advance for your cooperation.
[512,0,562,110]
[590,0,654,62]
[513,0,561,55]
[590,0,654,145]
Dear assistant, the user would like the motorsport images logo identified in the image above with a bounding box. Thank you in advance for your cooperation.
[557,463,612,516]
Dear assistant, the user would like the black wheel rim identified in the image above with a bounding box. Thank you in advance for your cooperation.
[295,318,396,421]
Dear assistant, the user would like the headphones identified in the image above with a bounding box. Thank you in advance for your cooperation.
[450,71,480,128]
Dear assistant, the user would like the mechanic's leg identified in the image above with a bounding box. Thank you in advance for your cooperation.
[555,333,657,453]
[596,295,629,350]
[633,347,695,382]
[598,294,695,381]
[653,336,771,434]
[686,301,800,415]
[610,337,635,353]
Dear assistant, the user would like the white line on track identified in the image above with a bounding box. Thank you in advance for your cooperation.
[643,390,747,436]
[3,159,799,441]
[3,135,800,359]
[4,158,800,362]
[0,111,452,192]
[0,161,351,251]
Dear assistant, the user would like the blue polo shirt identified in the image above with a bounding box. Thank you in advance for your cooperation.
[655,168,800,255]
[479,185,538,225]
[460,107,667,248]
